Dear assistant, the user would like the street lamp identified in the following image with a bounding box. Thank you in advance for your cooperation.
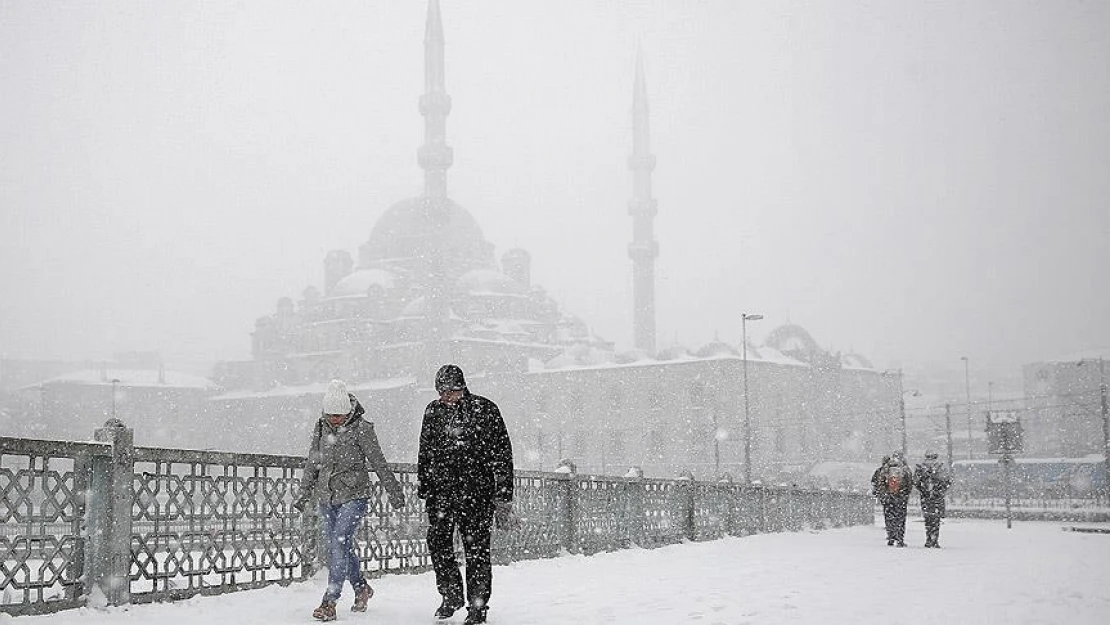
[883,370,918,456]
[742,312,763,482]
[894,370,920,456]
[961,356,972,460]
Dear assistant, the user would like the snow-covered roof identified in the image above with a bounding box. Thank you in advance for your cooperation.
[748,345,809,367]
[954,455,1105,466]
[1038,348,1110,365]
[36,368,216,390]
[211,376,416,401]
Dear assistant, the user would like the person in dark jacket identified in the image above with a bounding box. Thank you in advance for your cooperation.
[418,364,514,625]
[872,452,914,547]
[294,379,406,622]
[914,451,952,548]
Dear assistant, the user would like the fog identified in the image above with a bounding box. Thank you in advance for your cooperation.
[1,0,1108,372]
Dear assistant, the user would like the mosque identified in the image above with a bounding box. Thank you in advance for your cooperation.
[210,0,901,482]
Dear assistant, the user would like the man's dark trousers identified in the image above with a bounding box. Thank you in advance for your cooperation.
[882,499,908,542]
[427,497,494,611]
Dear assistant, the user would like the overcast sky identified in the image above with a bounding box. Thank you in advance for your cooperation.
[1,0,1107,374]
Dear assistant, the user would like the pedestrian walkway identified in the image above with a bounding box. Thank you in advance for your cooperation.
[11,519,1110,625]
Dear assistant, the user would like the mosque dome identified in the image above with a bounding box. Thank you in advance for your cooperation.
[363,196,495,273]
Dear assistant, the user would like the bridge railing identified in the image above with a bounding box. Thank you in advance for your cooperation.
[1,421,873,616]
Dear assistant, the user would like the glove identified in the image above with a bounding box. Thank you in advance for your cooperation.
[388,490,406,510]
[493,501,519,531]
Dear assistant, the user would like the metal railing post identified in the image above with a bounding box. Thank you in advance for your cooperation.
[556,460,579,554]
[626,473,645,546]
[86,419,134,607]
[677,472,696,541]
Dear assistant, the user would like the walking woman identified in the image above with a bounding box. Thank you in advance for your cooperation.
[294,379,406,621]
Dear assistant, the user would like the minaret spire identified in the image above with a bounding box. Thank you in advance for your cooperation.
[418,0,453,199]
[628,49,659,354]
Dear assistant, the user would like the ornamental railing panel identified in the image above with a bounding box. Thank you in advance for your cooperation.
[490,471,566,563]
[127,447,310,602]
[349,463,428,576]
[0,438,106,616]
[638,479,685,547]
[574,476,632,554]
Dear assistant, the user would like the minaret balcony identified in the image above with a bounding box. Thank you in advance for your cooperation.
[627,198,658,217]
[418,144,454,169]
[419,92,453,115]
[627,153,657,171]
[627,240,660,260]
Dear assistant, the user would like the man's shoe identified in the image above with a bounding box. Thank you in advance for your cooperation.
[463,607,488,625]
[896,540,906,547]
[312,600,337,622]
[352,583,374,612]
[435,598,465,620]
[887,539,895,546]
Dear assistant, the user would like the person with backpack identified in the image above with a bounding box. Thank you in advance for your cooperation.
[293,379,406,621]
[914,451,952,548]
[872,451,914,547]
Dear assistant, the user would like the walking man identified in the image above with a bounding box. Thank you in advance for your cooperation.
[914,451,952,547]
[418,364,515,625]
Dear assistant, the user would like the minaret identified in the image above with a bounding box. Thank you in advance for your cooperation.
[628,51,659,354]
[418,0,453,199]
[418,0,453,373]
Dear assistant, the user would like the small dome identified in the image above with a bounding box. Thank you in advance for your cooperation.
[696,341,739,358]
[330,268,398,298]
[656,345,693,361]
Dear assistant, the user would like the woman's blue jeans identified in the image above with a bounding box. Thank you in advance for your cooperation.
[319,498,368,602]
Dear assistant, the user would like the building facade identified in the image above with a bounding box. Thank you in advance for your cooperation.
[1023,353,1109,458]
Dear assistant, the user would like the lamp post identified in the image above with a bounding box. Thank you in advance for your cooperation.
[894,369,905,455]
[885,370,917,456]
[961,356,972,459]
[110,378,121,420]
[742,312,763,482]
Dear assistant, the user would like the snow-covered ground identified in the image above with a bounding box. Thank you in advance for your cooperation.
[8,518,1109,625]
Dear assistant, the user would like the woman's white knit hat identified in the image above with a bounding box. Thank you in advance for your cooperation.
[322,379,352,415]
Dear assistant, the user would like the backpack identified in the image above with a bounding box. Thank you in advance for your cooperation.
[886,471,902,495]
